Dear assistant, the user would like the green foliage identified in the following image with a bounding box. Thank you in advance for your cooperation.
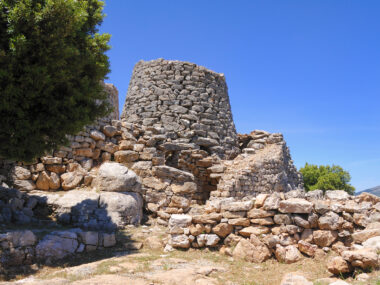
[300,163,355,194]
[0,0,111,162]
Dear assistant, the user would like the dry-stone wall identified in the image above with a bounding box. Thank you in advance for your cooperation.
[210,130,303,199]
[0,229,117,268]
[121,59,239,159]
[167,191,380,273]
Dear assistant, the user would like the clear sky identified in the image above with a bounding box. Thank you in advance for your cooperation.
[99,1,380,192]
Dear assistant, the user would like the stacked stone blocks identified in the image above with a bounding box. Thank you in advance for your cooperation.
[121,59,239,159]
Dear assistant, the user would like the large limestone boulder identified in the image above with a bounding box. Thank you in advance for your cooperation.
[30,190,143,229]
[99,192,143,226]
[92,162,141,193]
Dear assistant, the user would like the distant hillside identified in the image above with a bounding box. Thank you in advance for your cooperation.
[356,185,380,197]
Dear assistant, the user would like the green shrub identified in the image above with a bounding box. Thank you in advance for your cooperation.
[0,0,111,162]
[300,163,355,194]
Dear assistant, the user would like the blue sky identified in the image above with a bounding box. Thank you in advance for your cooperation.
[99,1,380,191]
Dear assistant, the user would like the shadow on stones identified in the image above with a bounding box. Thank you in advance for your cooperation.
[0,187,142,281]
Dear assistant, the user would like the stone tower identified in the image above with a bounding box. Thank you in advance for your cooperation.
[121,59,239,159]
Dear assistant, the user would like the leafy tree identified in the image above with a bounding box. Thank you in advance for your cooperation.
[300,163,355,194]
[0,0,111,162]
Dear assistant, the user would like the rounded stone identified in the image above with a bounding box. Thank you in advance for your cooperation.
[92,162,141,193]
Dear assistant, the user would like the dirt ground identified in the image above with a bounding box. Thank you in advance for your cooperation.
[1,224,379,285]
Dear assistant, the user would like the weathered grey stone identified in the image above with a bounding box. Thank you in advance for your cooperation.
[79,231,98,246]
[41,157,62,164]
[170,234,190,249]
[197,234,220,247]
[12,166,31,180]
[314,200,330,215]
[99,192,143,226]
[280,273,313,285]
[90,130,105,141]
[102,125,117,137]
[102,233,116,247]
[169,214,192,228]
[36,231,78,260]
[313,230,338,247]
[61,172,83,190]
[152,165,194,182]
[192,213,222,224]
[325,190,350,201]
[247,208,275,219]
[239,226,270,237]
[221,200,253,212]
[92,162,141,193]
[13,179,36,191]
[171,182,197,194]
[169,196,191,208]
[7,230,37,247]
[352,228,380,243]
[362,236,380,251]
[305,190,324,200]
[318,211,341,231]
[341,248,379,269]
[274,214,292,225]
[263,194,281,210]
[279,198,313,214]
[114,150,139,163]
[275,245,301,264]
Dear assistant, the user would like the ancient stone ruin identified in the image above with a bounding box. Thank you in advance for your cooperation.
[0,59,379,278]
[121,59,239,159]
